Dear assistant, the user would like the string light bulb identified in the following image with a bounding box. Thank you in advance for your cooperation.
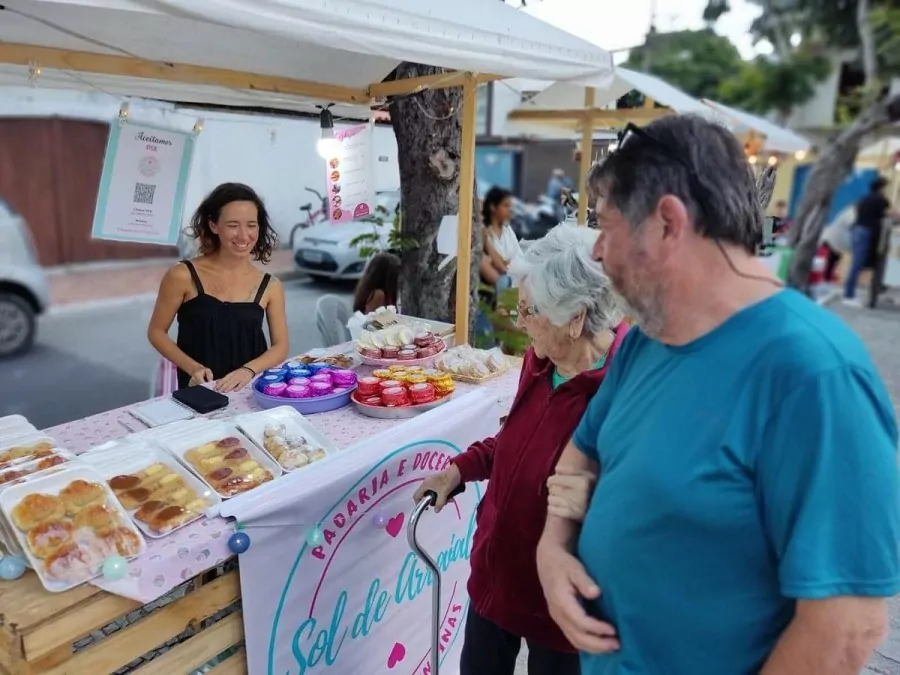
[316,105,339,160]
[767,156,778,167]
[794,150,807,161]
[748,155,758,165]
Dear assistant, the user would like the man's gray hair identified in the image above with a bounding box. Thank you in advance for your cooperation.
[588,114,763,254]
[508,225,623,335]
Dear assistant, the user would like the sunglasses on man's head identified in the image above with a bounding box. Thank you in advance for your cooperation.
[608,122,712,221]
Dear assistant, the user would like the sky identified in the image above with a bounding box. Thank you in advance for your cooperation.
[515,0,767,61]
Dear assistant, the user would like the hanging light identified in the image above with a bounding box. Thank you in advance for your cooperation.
[748,155,758,165]
[316,105,339,159]
[794,150,807,161]
[767,156,778,167]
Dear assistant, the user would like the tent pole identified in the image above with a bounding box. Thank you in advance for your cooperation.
[454,73,479,346]
[577,87,595,226]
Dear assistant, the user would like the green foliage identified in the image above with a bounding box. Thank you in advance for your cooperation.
[474,286,531,355]
[718,50,831,118]
[872,5,900,77]
[349,204,419,258]
[623,29,744,100]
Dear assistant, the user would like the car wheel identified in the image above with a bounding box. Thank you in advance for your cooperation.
[0,292,36,358]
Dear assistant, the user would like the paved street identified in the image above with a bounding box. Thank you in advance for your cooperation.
[0,278,352,428]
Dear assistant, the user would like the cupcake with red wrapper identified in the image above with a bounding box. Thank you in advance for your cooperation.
[414,332,434,347]
[381,346,400,359]
[357,376,381,396]
[382,386,409,407]
[397,349,417,361]
[409,382,436,404]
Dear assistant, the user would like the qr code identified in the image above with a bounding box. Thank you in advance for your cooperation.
[133,182,156,205]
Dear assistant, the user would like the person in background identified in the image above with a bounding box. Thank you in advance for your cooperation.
[844,177,897,306]
[148,182,289,391]
[772,199,791,237]
[547,169,574,223]
[352,252,400,314]
[481,186,522,293]
[416,225,628,675]
[538,115,899,675]
[820,204,855,285]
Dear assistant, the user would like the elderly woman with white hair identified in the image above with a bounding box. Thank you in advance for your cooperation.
[414,225,629,675]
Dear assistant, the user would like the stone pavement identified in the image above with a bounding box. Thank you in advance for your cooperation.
[46,248,297,307]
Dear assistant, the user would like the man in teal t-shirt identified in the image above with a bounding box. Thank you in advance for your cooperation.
[537,115,900,675]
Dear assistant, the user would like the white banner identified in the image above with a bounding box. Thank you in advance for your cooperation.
[222,391,501,675]
[91,120,195,245]
[325,124,375,223]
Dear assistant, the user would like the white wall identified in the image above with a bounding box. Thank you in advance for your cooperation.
[0,87,400,244]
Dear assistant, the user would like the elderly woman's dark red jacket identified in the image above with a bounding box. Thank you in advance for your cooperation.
[451,322,630,652]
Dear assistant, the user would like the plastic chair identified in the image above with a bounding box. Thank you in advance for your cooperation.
[316,295,352,347]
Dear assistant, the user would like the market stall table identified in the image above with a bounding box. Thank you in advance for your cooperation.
[0,358,521,675]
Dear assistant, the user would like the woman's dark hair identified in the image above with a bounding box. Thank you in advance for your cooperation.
[871,176,889,193]
[353,252,401,313]
[187,182,277,263]
[481,187,512,226]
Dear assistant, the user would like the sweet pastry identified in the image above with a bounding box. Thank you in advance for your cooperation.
[44,542,93,583]
[109,474,141,492]
[27,520,74,558]
[59,480,108,515]
[117,486,153,510]
[73,503,121,533]
[95,527,141,557]
[134,500,166,525]
[12,493,65,530]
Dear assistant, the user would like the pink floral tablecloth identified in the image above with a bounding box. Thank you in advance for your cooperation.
[43,365,521,603]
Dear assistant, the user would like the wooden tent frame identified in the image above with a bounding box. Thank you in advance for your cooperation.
[0,42,507,344]
[508,92,671,224]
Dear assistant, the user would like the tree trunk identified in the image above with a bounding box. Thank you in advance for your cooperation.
[786,95,900,291]
[388,63,481,337]
[857,0,879,86]
[756,164,778,210]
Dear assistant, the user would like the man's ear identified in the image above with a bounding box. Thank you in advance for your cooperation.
[656,194,691,243]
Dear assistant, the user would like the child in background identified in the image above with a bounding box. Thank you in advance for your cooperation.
[353,252,400,314]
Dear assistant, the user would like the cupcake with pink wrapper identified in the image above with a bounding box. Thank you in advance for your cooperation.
[263,382,288,396]
[253,359,356,413]
[284,385,311,399]
[331,369,357,387]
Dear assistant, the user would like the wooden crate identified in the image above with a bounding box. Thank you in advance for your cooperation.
[0,566,245,675]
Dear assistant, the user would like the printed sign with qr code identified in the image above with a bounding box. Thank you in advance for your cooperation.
[91,121,196,245]
[133,183,156,205]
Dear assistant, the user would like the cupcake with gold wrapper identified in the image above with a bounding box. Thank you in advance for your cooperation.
[406,374,427,385]
[372,369,393,379]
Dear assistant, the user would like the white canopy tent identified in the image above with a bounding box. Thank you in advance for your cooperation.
[507,67,813,221]
[701,99,811,155]
[0,0,616,342]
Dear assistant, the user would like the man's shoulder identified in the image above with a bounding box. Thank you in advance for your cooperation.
[749,291,879,386]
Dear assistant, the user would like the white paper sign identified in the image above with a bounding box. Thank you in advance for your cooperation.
[222,391,502,675]
[326,124,375,223]
[91,121,195,245]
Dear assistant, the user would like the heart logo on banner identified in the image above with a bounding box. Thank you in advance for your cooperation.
[387,642,406,669]
[385,513,404,538]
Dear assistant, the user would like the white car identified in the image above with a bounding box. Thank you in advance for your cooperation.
[293,191,400,281]
[0,197,51,357]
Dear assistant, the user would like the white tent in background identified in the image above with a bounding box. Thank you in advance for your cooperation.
[0,0,615,119]
[701,99,811,155]
[0,0,617,344]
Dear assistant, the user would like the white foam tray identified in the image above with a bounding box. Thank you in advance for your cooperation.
[0,465,147,592]
[234,406,336,472]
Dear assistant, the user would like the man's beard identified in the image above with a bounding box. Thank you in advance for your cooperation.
[611,276,665,340]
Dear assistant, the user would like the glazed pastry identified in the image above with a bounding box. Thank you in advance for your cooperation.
[216,437,241,449]
[59,480,107,514]
[117,486,153,510]
[44,543,93,583]
[109,474,141,492]
[73,503,121,533]
[148,505,190,533]
[27,520,74,558]
[134,500,165,524]
[11,493,65,530]
[185,442,219,464]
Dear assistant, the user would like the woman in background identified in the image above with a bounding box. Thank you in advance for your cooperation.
[481,187,522,292]
[148,182,289,391]
[353,252,400,313]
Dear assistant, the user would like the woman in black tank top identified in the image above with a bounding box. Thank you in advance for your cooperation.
[148,183,289,391]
